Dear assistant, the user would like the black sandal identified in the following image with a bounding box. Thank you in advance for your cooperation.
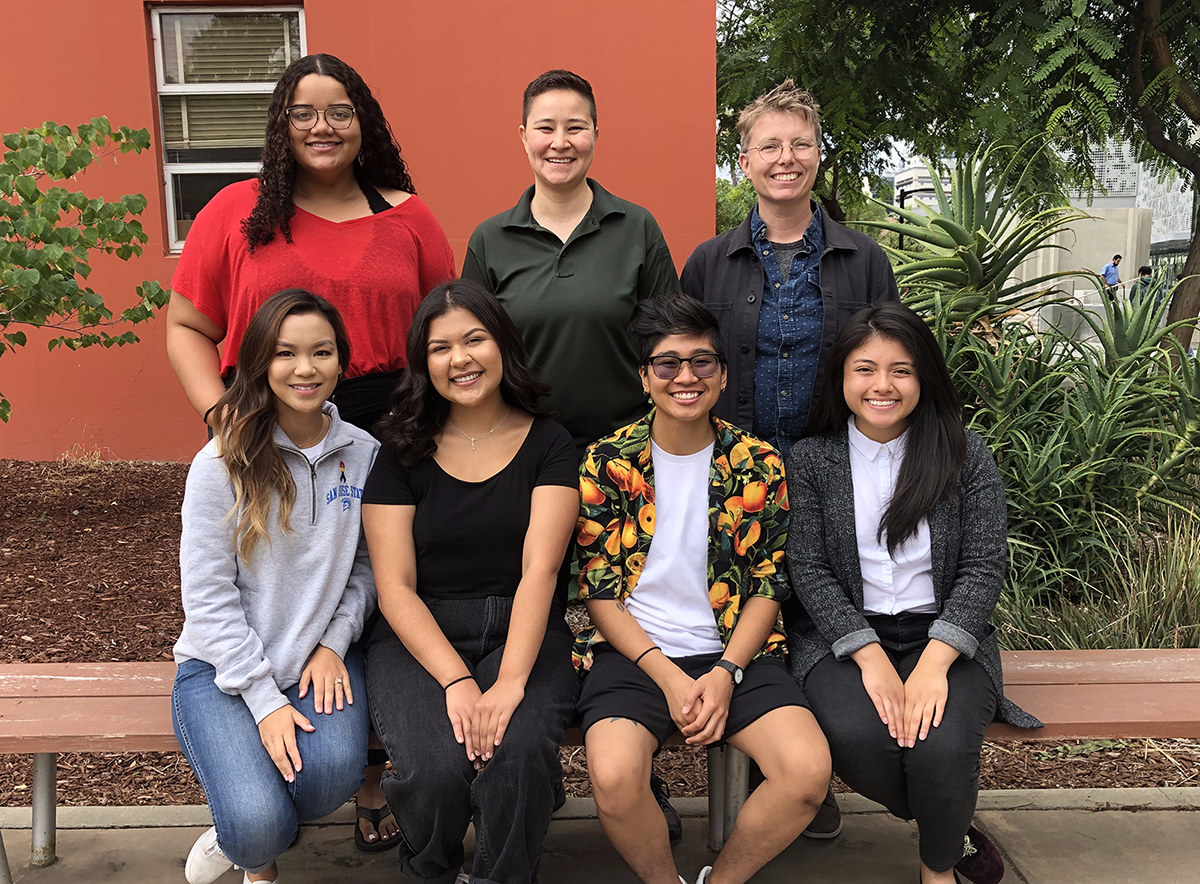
[354,804,401,853]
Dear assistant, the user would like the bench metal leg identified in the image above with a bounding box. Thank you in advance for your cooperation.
[0,827,13,884]
[706,746,726,851]
[31,752,56,867]
[722,747,749,849]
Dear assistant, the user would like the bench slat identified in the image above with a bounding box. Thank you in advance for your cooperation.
[0,697,178,753]
[992,682,1200,739]
[0,663,177,698]
[1001,649,1200,685]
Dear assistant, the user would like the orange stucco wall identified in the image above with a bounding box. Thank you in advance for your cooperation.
[0,0,716,461]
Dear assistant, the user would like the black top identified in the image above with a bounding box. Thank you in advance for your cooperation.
[362,417,577,599]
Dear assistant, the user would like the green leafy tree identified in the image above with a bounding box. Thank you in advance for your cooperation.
[0,118,169,421]
[716,1,1071,222]
[715,176,757,234]
[718,1,1200,334]
[980,0,1200,347]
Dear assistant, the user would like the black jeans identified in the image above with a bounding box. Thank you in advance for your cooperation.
[803,613,998,872]
[366,596,579,884]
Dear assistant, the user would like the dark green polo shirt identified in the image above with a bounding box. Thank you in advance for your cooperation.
[463,179,680,456]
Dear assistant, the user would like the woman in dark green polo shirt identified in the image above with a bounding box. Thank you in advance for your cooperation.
[461,69,680,458]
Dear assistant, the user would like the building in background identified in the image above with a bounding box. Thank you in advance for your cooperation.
[0,1,715,461]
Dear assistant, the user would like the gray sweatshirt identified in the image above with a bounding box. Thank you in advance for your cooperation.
[173,402,380,723]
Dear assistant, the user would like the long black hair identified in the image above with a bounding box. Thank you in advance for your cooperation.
[242,53,416,251]
[375,279,553,464]
[814,302,966,553]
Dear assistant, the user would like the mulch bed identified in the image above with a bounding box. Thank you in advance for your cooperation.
[2,457,1198,807]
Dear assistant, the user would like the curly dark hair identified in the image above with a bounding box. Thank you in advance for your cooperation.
[375,279,554,465]
[242,53,416,251]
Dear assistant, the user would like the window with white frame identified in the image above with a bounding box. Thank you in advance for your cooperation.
[152,6,306,251]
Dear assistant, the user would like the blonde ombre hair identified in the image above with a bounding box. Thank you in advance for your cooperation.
[736,79,822,151]
[211,289,350,564]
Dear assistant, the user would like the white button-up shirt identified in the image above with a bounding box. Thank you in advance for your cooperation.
[847,417,937,615]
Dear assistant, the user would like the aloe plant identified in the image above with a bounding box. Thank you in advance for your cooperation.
[858,144,1091,325]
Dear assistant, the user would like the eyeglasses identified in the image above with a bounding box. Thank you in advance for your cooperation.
[285,105,357,130]
[646,353,723,380]
[745,139,818,162]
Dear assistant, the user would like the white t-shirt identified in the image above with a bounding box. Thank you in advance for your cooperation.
[625,440,724,657]
[847,417,937,616]
[299,436,327,462]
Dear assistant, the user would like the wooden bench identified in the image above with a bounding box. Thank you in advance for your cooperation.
[3,649,1200,880]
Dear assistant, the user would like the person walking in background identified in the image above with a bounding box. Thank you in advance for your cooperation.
[1100,254,1122,293]
[681,80,898,461]
[784,303,1041,884]
[462,69,680,459]
[574,293,830,884]
[174,290,380,884]
[1129,265,1161,307]
[166,53,455,849]
[362,281,580,884]
[681,78,898,838]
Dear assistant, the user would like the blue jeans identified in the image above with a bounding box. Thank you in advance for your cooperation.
[367,596,579,884]
[172,649,369,873]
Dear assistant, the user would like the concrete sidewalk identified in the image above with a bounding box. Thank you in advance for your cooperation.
[2,788,1198,883]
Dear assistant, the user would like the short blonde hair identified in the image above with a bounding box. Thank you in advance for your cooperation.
[736,79,822,151]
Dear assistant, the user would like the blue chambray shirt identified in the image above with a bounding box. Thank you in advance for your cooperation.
[751,203,825,457]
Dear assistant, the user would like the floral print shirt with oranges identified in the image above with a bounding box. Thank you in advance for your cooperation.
[570,410,791,674]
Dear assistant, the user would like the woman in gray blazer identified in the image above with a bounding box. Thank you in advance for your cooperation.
[783,303,1040,884]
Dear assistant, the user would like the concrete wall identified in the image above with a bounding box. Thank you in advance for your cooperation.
[0,0,716,461]
[1015,207,1153,298]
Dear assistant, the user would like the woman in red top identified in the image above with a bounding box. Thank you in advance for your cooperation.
[167,53,455,435]
[167,52,453,855]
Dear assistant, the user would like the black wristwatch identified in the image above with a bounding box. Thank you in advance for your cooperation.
[712,658,744,685]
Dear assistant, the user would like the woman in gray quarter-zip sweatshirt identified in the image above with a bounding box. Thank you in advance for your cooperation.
[171,290,380,884]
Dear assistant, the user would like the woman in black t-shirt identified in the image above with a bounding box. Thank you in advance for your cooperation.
[361,279,580,884]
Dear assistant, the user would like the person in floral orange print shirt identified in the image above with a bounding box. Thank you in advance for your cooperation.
[570,292,831,884]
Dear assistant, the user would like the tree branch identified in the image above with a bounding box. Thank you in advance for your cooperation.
[1129,7,1200,179]
[1141,0,1200,126]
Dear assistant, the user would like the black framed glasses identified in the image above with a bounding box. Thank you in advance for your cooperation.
[646,353,724,380]
[285,105,357,130]
[744,138,818,161]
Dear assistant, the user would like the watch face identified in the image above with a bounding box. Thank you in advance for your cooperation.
[733,667,744,684]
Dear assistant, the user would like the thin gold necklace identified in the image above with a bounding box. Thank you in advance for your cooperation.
[290,414,329,449]
[446,406,510,451]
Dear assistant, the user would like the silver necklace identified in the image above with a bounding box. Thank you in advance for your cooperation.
[446,406,510,451]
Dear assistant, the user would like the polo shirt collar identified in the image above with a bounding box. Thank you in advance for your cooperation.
[498,179,626,231]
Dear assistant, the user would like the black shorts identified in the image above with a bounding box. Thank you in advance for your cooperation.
[577,644,809,750]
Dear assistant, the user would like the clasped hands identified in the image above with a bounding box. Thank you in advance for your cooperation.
[854,643,951,748]
[444,676,525,769]
[662,666,735,746]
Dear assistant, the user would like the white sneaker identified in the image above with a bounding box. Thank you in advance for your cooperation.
[242,873,278,884]
[455,874,470,884]
[694,866,713,884]
[185,826,235,884]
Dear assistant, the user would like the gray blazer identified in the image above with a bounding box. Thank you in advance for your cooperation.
[782,425,1041,729]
